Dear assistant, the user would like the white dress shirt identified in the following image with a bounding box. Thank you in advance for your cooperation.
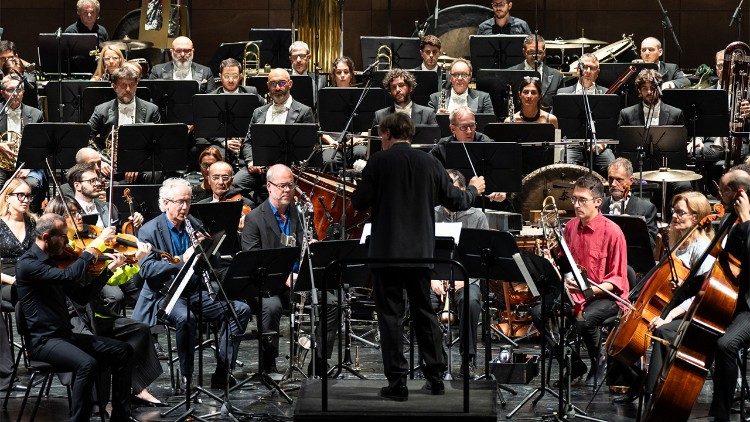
[265,95,294,124]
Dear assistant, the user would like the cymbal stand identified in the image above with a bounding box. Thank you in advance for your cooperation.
[329,285,367,379]
[281,292,311,384]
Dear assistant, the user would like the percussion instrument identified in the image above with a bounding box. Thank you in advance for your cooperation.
[415,4,493,58]
[518,164,606,221]
[564,37,607,46]
[637,168,703,183]
[101,36,154,51]
[568,34,637,72]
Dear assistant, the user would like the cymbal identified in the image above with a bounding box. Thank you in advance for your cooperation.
[437,54,456,64]
[101,36,154,51]
[637,168,703,183]
[564,37,607,46]
[545,40,582,50]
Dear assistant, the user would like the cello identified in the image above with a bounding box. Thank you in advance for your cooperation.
[606,213,719,365]
[643,212,742,421]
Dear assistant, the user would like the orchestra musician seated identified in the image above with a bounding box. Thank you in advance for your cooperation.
[288,40,327,107]
[63,0,108,43]
[149,36,217,93]
[91,45,123,81]
[192,146,222,203]
[0,41,40,110]
[618,69,685,127]
[506,35,563,108]
[638,37,691,89]
[431,106,493,165]
[430,169,489,378]
[476,0,531,35]
[195,161,252,231]
[504,76,558,128]
[372,69,438,127]
[428,59,494,115]
[329,56,356,87]
[414,35,442,72]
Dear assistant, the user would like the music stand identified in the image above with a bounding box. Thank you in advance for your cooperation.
[244,75,315,109]
[18,123,90,172]
[189,201,243,255]
[553,94,621,140]
[250,123,319,168]
[483,123,555,175]
[603,214,654,274]
[445,142,522,193]
[469,35,526,71]
[412,125,442,145]
[38,33,98,75]
[475,70,539,120]
[44,81,109,122]
[207,40,263,75]
[248,28,294,69]
[436,113,497,137]
[192,94,260,146]
[114,123,189,178]
[616,125,689,171]
[371,70,438,108]
[360,36,421,70]
[139,80,199,123]
[81,87,152,123]
[318,87,390,132]
[661,89,729,138]
[598,63,658,107]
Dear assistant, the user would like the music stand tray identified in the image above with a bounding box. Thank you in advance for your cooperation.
[372,70,438,109]
[189,201,243,255]
[244,75,315,109]
[82,86,152,124]
[616,125,689,171]
[38,33,98,75]
[436,113,497,138]
[223,247,300,299]
[603,214,654,274]
[114,123,189,174]
[18,123,90,170]
[250,123,319,168]
[553,94,621,140]
[444,142,523,193]
[192,94,261,138]
[476,70,539,120]
[483,123,555,175]
[249,28,294,69]
[360,36,421,70]
[139,80,199,123]
[470,35,526,71]
[317,87,390,132]
[661,89,729,138]
[44,80,109,123]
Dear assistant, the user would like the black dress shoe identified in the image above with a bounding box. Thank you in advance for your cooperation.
[210,371,237,390]
[424,379,445,395]
[612,391,639,404]
[380,385,408,401]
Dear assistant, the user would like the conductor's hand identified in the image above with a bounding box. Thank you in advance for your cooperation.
[469,176,486,195]
[431,280,446,296]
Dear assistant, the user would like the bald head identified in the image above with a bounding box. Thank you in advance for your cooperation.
[640,37,663,63]
[267,68,293,105]
[171,36,194,65]
[207,161,234,199]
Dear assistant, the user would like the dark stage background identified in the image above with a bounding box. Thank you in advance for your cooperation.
[0,1,746,72]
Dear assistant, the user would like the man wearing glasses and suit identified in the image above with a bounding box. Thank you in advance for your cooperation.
[506,35,563,109]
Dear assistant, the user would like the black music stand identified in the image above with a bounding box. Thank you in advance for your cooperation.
[413,125,442,145]
[603,214,654,274]
[317,87,390,132]
[469,35,526,71]
[661,89,729,139]
[244,75,315,109]
[189,201,244,255]
[598,63,658,108]
[81,86,152,123]
[192,94,261,151]
[18,123,90,172]
[436,113,497,138]
[553,94,621,140]
[109,184,162,222]
[38,33,98,76]
[475,69,539,120]
[44,81,109,122]
[207,40,263,75]
[114,124,189,178]
[248,29,294,69]
[250,123,320,168]
[616,125,689,171]
[444,142,522,194]
[360,36,421,70]
[483,123,555,175]
[139,80,199,123]
[371,70,438,108]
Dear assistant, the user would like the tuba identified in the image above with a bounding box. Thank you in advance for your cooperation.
[242,41,261,85]
[721,41,750,168]
[0,131,21,172]
[376,45,392,70]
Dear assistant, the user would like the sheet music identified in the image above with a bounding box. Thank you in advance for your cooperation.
[359,222,463,245]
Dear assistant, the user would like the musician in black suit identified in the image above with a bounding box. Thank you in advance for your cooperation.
[428,59,494,115]
[414,35,442,72]
[617,69,685,127]
[639,37,691,89]
[233,68,315,203]
[352,113,486,400]
[506,35,563,109]
[148,36,217,93]
[0,41,40,109]
[372,69,438,128]
[430,106,493,165]
[289,40,327,110]
[63,0,108,43]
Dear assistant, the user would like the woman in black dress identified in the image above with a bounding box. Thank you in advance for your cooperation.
[0,177,36,305]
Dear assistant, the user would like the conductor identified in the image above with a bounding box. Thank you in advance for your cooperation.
[352,113,485,401]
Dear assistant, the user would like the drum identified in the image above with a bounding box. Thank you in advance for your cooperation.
[518,163,606,221]
[416,4,494,58]
[568,35,637,72]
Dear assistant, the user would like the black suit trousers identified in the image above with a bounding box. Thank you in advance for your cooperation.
[372,267,445,387]
[710,308,750,419]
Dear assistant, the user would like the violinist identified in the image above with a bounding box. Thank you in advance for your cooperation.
[195,161,252,230]
[67,162,143,229]
[44,195,166,407]
[192,146,222,203]
[15,213,134,421]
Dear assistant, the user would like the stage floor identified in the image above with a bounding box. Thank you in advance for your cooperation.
[0,317,739,421]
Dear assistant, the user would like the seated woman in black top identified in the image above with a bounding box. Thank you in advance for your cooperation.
[0,177,36,304]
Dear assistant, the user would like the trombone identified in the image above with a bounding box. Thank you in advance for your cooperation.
[376,45,392,70]
[242,41,261,85]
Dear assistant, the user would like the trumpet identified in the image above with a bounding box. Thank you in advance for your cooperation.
[0,131,21,172]
[242,41,261,85]
[376,45,392,70]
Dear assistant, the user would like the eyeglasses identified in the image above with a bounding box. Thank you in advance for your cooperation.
[671,208,694,218]
[66,211,82,219]
[268,181,296,191]
[2,87,22,93]
[582,65,599,72]
[221,74,240,80]
[79,177,102,185]
[491,1,508,8]
[451,72,470,80]
[291,54,309,60]
[268,80,289,88]
[570,196,599,205]
[209,175,232,182]
[172,48,193,55]
[9,192,32,202]
[166,198,191,208]
[455,122,477,132]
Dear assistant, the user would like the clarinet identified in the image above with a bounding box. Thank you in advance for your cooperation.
[185,218,216,300]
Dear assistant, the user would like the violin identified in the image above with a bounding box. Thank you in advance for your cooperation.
[61,225,111,274]
[111,233,180,264]
[120,188,138,236]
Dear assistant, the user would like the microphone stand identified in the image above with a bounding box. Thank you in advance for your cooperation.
[639,94,658,198]
[655,0,682,61]
[730,0,744,40]
[579,70,597,174]
[55,27,64,122]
